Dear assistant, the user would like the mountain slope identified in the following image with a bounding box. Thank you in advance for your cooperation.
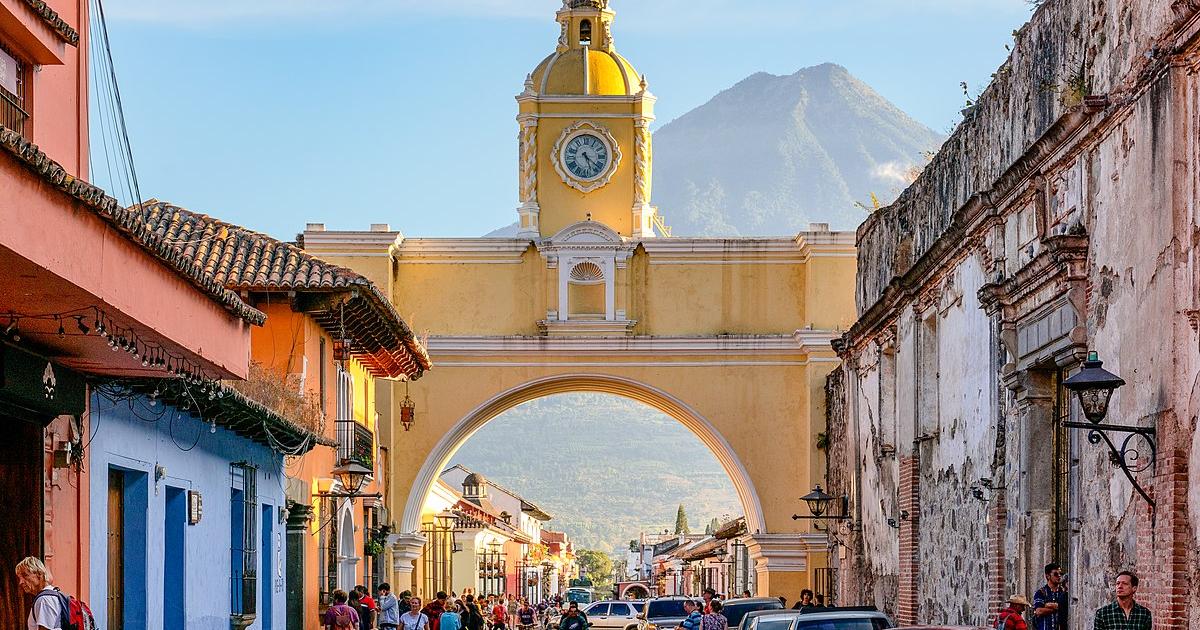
[652,63,943,236]
[449,394,742,554]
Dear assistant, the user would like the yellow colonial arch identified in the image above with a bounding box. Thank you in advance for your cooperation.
[299,0,857,602]
[399,372,767,536]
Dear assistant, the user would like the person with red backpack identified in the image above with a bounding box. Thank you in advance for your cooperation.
[996,595,1031,630]
[326,589,363,630]
[16,556,96,630]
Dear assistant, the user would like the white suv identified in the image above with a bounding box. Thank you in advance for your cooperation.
[585,601,643,630]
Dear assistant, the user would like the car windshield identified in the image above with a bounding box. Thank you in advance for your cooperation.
[793,620,888,630]
[755,618,795,630]
[647,601,688,618]
[724,602,784,627]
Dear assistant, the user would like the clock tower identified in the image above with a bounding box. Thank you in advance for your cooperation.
[516,0,659,239]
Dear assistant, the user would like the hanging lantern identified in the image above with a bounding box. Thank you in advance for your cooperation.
[332,336,353,362]
[400,379,416,431]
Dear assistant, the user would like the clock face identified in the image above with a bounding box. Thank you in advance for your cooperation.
[563,134,610,181]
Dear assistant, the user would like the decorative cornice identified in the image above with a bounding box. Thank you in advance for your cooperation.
[397,238,531,264]
[21,0,79,46]
[425,332,838,357]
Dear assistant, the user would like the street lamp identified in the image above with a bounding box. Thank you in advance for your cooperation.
[792,484,849,521]
[331,461,373,497]
[1062,350,1157,508]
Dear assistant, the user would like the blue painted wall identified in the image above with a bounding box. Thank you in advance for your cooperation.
[88,393,290,629]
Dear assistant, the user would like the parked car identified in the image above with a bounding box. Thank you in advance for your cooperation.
[586,601,642,630]
[743,609,802,630]
[636,596,692,630]
[721,597,786,630]
[742,608,895,630]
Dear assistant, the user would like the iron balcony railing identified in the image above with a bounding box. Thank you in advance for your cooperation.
[336,419,374,467]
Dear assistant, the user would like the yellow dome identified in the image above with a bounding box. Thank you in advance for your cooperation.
[531,47,640,96]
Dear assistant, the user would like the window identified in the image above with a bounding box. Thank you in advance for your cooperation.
[336,366,357,463]
[587,604,609,616]
[0,42,27,135]
[579,19,592,45]
[230,463,258,618]
[610,604,631,616]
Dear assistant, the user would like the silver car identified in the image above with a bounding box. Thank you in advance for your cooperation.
[586,601,643,630]
[746,609,894,630]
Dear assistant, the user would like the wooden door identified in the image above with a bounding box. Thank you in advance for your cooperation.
[0,417,42,629]
[108,471,124,630]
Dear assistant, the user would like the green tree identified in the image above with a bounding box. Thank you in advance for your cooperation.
[576,548,616,595]
[705,517,719,535]
[674,504,690,534]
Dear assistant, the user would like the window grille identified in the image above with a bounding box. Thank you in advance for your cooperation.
[0,41,27,134]
[230,463,259,617]
[318,497,339,604]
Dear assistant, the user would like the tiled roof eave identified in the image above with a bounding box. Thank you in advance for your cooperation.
[0,128,265,325]
[110,378,335,454]
[21,0,80,45]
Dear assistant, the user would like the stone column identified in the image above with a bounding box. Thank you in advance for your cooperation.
[631,116,655,237]
[286,501,314,630]
[744,533,812,599]
[517,114,540,238]
[390,531,427,595]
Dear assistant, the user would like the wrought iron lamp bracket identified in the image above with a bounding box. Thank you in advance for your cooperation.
[1063,420,1156,508]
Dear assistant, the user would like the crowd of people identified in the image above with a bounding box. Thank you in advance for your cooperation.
[322,586,595,630]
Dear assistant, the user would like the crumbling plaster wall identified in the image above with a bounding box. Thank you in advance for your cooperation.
[840,0,1200,626]
[856,0,1184,312]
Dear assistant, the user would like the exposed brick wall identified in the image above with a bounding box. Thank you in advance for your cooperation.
[986,489,1007,626]
[1136,440,1190,630]
[897,455,920,625]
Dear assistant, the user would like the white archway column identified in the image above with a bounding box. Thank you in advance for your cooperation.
[390,532,427,595]
[744,533,825,599]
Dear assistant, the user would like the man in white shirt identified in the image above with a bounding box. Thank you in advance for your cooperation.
[15,556,62,630]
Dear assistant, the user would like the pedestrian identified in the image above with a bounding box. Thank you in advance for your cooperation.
[492,595,510,630]
[398,591,414,616]
[427,592,450,630]
[1093,571,1151,630]
[326,589,363,630]
[518,598,537,629]
[777,596,787,607]
[357,586,379,630]
[681,599,702,630]
[465,594,486,630]
[402,597,431,630]
[1032,563,1068,630]
[701,588,717,614]
[350,588,367,627]
[508,594,519,628]
[996,595,1031,630]
[441,602,464,630]
[15,557,64,630]
[740,590,751,599]
[379,583,400,630]
[791,589,814,611]
[815,594,826,608]
[558,602,588,630]
[701,600,728,630]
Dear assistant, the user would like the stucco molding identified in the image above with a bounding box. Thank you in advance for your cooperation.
[425,333,840,357]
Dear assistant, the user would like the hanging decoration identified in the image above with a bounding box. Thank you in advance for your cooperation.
[1,306,225,397]
[400,378,416,431]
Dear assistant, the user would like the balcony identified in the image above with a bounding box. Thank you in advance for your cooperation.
[336,419,374,468]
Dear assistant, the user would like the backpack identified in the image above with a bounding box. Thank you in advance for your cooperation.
[332,604,356,630]
[995,610,1022,630]
[36,588,97,630]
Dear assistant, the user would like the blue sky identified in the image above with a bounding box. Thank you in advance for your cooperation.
[94,0,1033,239]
